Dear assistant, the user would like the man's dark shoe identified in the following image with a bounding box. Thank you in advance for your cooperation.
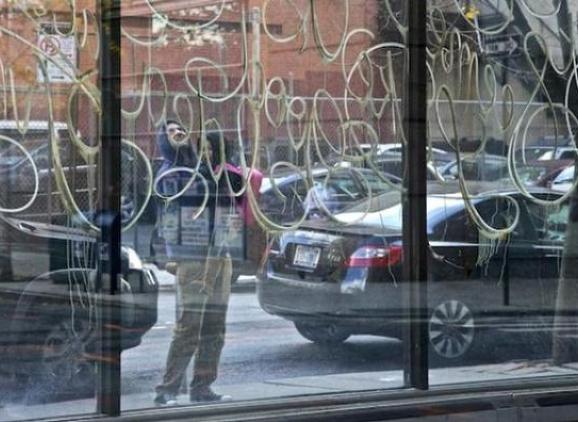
[154,392,178,406]
[189,387,232,403]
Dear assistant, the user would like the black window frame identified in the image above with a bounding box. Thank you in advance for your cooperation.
[89,0,578,420]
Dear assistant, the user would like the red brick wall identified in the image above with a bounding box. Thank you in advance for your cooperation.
[2,0,392,156]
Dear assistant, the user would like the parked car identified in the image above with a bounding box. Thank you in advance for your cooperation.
[257,182,570,362]
[0,139,148,227]
[511,159,574,188]
[330,143,453,172]
[492,159,573,188]
[514,146,558,162]
[259,165,401,224]
[536,146,578,162]
[440,154,508,181]
[0,215,159,403]
[372,157,443,181]
[550,165,576,192]
[340,142,449,158]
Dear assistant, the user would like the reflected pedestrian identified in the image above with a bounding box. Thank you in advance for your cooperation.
[153,124,248,406]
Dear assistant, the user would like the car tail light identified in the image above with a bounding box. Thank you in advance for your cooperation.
[345,245,402,268]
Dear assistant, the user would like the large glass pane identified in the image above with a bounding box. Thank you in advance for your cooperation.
[0,2,161,419]
[0,1,101,419]
[120,0,408,411]
[422,0,578,385]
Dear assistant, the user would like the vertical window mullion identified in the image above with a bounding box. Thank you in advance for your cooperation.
[97,0,122,416]
[402,0,429,391]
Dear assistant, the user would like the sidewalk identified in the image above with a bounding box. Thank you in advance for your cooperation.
[146,264,257,293]
[3,361,578,421]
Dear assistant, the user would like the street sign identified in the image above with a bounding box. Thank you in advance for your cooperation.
[483,35,520,57]
[37,32,77,83]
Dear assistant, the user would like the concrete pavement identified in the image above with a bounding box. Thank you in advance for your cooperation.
[2,266,576,420]
[146,263,257,292]
[2,361,578,421]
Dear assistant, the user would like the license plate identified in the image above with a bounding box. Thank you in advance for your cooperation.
[293,245,321,269]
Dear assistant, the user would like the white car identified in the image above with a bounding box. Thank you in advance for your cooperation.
[537,146,578,161]
[351,143,449,159]
[550,165,576,192]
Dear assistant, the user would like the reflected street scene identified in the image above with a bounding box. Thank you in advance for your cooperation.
[0,0,578,420]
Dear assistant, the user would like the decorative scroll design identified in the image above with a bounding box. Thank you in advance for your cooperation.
[0,0,576,243]
[0,0,574,365]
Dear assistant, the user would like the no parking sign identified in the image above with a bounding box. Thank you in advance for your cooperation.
[37,32,77,83]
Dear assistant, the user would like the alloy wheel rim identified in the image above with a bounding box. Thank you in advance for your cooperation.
[429,300,475,359]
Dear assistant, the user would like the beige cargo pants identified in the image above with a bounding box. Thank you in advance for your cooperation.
[155,255,232,395]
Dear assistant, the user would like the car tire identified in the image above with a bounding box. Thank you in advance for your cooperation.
[24,314,96,403]
[0,256,11,279]
[294,321,350,345]
[231,269,241,285]
[428,299,476,362]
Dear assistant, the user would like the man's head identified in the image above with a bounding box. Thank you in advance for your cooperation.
[166,120,187,148]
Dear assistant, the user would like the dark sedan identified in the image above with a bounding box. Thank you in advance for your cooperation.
[0,215,159,403]
[257,183,570,361]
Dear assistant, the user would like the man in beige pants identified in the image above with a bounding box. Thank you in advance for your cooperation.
[154,255,232,405]
[154,127,238,406]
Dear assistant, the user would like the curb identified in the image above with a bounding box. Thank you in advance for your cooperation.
[157,277,257,293]
[232,276,257,293]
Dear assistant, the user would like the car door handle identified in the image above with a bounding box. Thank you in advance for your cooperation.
[18,222,37,233]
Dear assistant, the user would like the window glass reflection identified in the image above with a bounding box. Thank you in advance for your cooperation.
[1,0,578,419]
[424,0,578,382]
[121,0,408,411]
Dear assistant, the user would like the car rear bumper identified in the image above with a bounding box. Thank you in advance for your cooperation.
[257,271,406,334]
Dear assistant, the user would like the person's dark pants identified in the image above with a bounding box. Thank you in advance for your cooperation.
[156,255,232,395]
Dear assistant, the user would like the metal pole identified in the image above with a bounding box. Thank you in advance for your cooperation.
[402,0,429,390]
[251,6,265,169]
[251,7,261,101]
[97,0,122,415]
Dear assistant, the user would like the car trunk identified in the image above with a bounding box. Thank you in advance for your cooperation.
[270,221,403,283]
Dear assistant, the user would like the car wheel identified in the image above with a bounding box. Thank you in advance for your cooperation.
[25,316,95,403]
[294,321,350,344]
[0,256,11,279]
[429,300,475,360]
[231,269,241,285]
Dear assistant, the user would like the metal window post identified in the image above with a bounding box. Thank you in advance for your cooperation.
[251,7,261,101]
[251,6,263,168]
[98,0,122,415]
[402,0,429,390]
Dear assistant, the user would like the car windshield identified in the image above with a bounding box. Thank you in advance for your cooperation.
[514,164,549,184]
[554,165,575,183]
[261,168,394,196]
[356,170,397,193]
[538,150,556,161]
[537,148,577,161]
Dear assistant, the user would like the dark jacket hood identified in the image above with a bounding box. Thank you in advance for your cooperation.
[157,122,197,168]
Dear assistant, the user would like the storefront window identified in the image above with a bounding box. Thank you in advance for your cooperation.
[424,0,578,385]
[0,0,577,420]
[120,0,407,412]
[0,1,102,419]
